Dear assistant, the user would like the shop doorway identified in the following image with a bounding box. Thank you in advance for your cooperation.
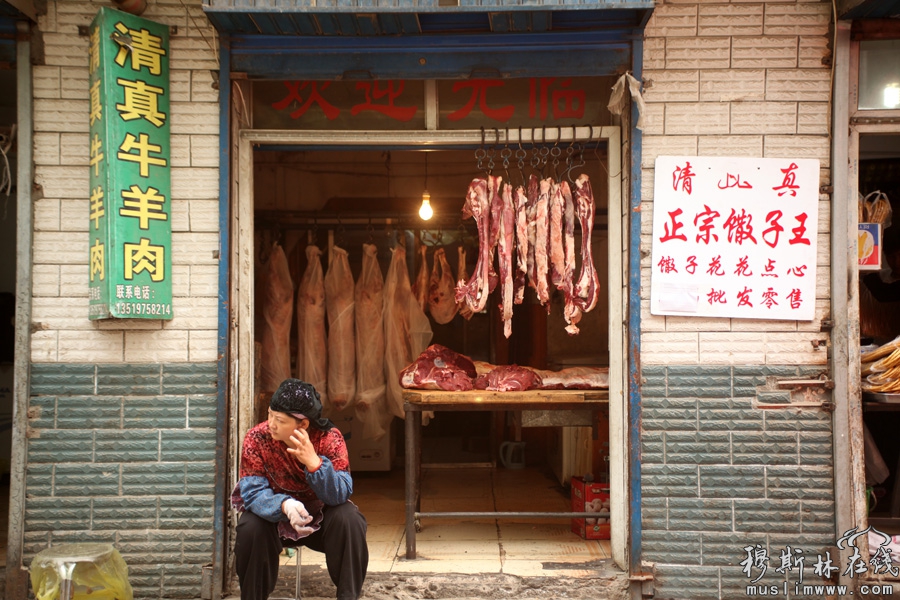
[228,126,629,573]
[0,66,16,575]
[858,132,900,533]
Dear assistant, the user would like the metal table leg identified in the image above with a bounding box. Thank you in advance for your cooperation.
[405,404,418,559]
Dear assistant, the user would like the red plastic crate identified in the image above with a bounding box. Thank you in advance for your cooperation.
[571,477,610,540]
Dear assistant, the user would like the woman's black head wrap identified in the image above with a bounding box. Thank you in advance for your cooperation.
[270,379,334,431]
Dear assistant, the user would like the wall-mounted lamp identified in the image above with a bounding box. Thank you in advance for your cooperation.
[885,83,900,109]
[419,152,433,221]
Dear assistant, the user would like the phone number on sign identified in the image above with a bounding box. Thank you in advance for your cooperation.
[115,302,172,317]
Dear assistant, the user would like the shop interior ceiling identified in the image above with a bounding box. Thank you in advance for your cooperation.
[839,0,900,19]
[253,148,608,228]
[861,135,900,160]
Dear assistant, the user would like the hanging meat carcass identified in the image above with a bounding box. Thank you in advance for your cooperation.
[296,245,328,406]
[532,178,552,306]
[428,248,459,325]
[259,243,293,394]
[559,179,581,334]
[355,243,388,440]
[498,182,515,338]
[455,178,493,313]
[325,246,356,411]
[384,246,433,419]
[571,174,601,327]
[413,245,429,314]
[525,173,540,294]
[548,179,566,290]
[513,185,529,305]
[456,246,475,321]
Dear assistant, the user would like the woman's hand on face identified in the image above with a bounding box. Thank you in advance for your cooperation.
[287,427,323,471]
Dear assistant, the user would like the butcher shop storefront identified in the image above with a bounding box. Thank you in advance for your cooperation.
[204,0,651,589]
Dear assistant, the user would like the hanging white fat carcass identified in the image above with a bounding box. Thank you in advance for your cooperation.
[354,243,388,440]
[428,248,459,325]
[412,245,429,314]
[259,243,294,394]
[384,246,433,419]
[325,246,356,411]
[456,246,474,321]
[296,245,328,407]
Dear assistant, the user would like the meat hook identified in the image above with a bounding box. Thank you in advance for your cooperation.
[475,127,487,173]
[515,126,528,186]
[530,127,541,171]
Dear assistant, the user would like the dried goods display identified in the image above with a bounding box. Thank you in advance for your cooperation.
[862,336,900,392]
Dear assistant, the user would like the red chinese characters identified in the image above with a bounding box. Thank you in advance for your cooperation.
[773,162,800,197]
[672,162,695,194]
[529,78,585,121]
[653,157,816,318]
[659,208,688,243]
[272,81,340,120]
[350,81,418,122]
[447,80,515,122]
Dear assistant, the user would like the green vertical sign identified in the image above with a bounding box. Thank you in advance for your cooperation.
[88,7,172,320]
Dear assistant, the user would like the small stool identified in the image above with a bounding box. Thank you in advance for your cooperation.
[272,547,302,600]
[29,542,133,600]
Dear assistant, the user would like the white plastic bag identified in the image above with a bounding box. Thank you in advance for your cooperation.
[354,243,388,440]
[296,245,328,407]
[259,243,293,394]
[325,246,356,411]
[384,246,433,419]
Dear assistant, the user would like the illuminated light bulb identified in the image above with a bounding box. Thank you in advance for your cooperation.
[419,192,433,220]
[884,83,900,109]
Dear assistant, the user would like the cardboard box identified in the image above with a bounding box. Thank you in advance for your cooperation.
[328,408,392,472]
[571,476,610,539]
[859,222,882,271]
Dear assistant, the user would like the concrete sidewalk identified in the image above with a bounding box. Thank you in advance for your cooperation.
[224,560,629,599]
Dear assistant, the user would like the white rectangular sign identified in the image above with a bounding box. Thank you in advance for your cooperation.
[650,156,820,321]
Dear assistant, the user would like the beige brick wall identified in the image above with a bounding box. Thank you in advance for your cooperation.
[31,0,220,363]
[640,0,832,366]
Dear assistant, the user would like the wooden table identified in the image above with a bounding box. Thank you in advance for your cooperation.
[403,388,610,559]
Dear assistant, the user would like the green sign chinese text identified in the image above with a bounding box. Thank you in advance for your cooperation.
[89,6,172,320]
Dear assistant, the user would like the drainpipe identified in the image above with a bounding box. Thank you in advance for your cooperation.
[5,18,34,600]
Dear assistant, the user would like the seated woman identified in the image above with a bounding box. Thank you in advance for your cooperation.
[232,379,368,600]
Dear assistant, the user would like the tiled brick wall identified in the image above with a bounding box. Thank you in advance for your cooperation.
[640,3,835,599]
[25,1,222,595]
[31,0,220,364]
[24,362,218,599]
[641,365,835,599]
